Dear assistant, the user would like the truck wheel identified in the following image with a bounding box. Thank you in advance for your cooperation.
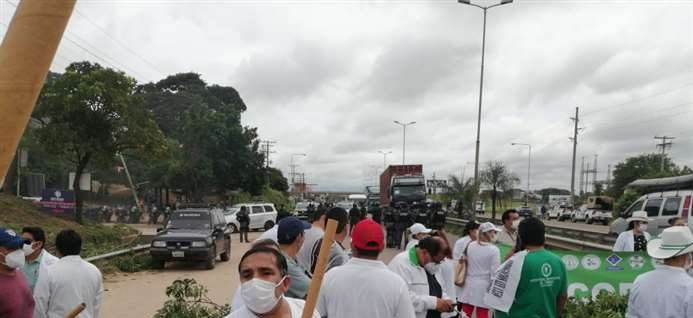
[603,220,609,226]
[587,218,593,224]
[205,247,216,270]
[228,224,237,233]
[220,239,230,262]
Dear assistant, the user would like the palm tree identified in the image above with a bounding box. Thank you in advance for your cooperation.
[446,175,477,218]
[480,161,520,220]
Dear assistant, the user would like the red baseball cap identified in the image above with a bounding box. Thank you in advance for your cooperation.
[351,219,384,251]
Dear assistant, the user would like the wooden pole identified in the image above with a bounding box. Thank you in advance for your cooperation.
[301,218,337,318]
[0,0,77,184]
[64,303,86,318]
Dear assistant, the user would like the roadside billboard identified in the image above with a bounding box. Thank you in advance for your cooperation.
[40,189,75,214]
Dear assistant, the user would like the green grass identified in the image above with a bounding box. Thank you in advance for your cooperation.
[0,194,138,259]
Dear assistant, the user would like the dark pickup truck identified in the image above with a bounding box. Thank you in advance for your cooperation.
[150,209,231,269]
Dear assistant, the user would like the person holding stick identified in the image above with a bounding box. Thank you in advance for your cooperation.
[318,219,416,318]
[226,246,320,318]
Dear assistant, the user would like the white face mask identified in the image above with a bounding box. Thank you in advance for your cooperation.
[424,262,440,274]
[241,277,285,314]
[511,220,520,230]
[638,224,648,232]
[1,249,26,269]
[23,243,36,256]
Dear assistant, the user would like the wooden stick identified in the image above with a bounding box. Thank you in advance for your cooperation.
[0,0,77,183]
[64,303,86,318]
[301,218,337,318]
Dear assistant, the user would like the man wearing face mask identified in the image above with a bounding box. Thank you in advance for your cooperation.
[497,210,520,247]
[0,227,35,318]
[458,222,501,318]
[33,229,103,318]
[277,217,312,299]
[20,227,58,293]
[389,236,455,318]
[626,226,693,317]
[613,211,652,252]
[228,246,320,318]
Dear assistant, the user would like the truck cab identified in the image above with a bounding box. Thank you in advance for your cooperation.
[391,175,426,204]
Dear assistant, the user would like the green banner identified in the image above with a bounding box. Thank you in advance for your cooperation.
[496,245,655,299]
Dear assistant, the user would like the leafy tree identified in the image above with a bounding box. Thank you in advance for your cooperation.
[593,183,604,196]
[607,153,692,198]
[33,62,166,223]
[480,161,519,219]
[154,279,229,318]
[267,168,289,192]
[135,73,266,199]
[444,175,478,217]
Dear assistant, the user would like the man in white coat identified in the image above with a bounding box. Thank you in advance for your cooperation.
[389,236,456,318]
[34,230,103,318]
[318,219,416,318]
[627,226,693,317]
[613,211,652,252]
[20,227,58,293]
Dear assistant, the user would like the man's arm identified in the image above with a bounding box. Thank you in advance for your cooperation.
[93,270,104,318]
[388,260,437,313]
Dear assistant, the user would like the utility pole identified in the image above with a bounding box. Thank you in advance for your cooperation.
[593,154,598,192]
[579,156,585,196]
[570,107,580,204]
[261,140,276,185]
[606,164,612,188]
[654,136,675,172]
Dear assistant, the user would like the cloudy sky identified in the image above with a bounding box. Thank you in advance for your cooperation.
[2,0,692,192]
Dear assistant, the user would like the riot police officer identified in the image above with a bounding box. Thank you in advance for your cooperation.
[393,202,414,249]
[430,202,446,230]
[384,207,396,248]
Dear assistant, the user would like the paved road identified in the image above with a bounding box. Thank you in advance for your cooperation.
[101,229,402,318]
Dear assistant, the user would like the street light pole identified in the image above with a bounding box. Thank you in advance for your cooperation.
[378,150,392,170]
[512,143,531,206]
[394,121,416,165]
[458,0,513,208]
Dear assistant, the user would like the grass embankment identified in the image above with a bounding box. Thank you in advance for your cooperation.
[0,194,148,273]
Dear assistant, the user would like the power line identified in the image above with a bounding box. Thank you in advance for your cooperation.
[582,81,693,117]
[73,8,166,78]
[654,136,675,172]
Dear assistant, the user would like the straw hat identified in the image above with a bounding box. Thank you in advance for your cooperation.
[626,211,652,223]
[647,226,693,259]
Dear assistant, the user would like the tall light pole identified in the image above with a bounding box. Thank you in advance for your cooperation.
[458,0,513,202]
[511,142,531,206]
[394,121,416,165]
[378,150,392,170]
[290,153,307,191]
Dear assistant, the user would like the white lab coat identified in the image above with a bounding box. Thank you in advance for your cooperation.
[405,239,419,251]
[318,257,416,318]
[457,241,500,308]
[627,265,693,318]
[226,297,320,318]
[33,255,104,318]
[388,250,450,318]
[613,230,651,252]
[438,258,457,318]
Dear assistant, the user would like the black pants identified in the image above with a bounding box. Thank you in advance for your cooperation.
[239,223,249,242]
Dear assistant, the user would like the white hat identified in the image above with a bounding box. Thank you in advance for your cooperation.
[409,223,432,235]
[647,226,693,259]
[626,211,652,223]
[479,222,501,233]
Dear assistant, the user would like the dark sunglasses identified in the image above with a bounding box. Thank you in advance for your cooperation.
[23,239,34,245]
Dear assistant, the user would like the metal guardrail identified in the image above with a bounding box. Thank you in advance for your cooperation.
[84,244,150,262]
[446,217,613,251]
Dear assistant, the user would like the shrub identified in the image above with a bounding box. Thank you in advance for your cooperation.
[154,279,230,318]
[564,291,628,318]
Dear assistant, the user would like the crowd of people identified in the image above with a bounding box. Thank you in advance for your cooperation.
[2,205,693,318]
[0,227,103,318]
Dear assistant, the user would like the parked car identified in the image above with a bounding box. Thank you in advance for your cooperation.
[571,205,587,222]
[294,201,314,221]
[548,206,562,220]
[517,206,534,218]
[558,206,574,221]
[583,196,614,225]
[150,209,231,269]
[224,203,277,233]
[610,190,693,237]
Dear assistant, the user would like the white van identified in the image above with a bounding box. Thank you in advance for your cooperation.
[224,203,277,233]
[609,190,692,236]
